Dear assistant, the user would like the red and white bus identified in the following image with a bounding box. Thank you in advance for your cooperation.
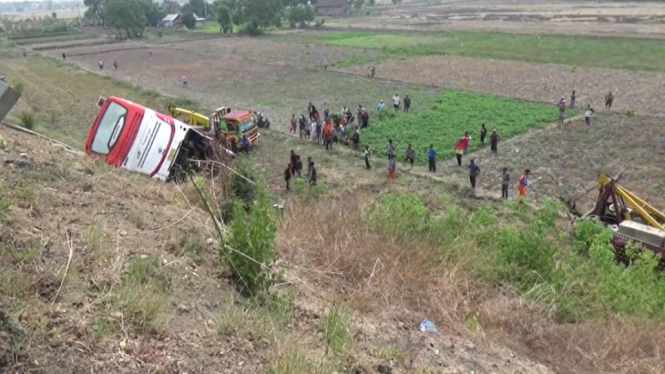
[85,96,231,181]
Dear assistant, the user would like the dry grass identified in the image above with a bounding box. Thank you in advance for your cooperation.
[278,195,665,374]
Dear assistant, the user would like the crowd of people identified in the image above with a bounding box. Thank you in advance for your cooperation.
[281,88,619,201]
[280,94,543,202]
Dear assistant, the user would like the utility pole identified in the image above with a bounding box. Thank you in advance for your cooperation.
[76,3,82,30]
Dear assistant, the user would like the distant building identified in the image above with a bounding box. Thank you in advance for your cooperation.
[316,0,350,16]
[193,13,206,27]
[161,14,181,28]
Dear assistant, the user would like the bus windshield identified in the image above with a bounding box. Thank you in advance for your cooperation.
[91,101,127,155]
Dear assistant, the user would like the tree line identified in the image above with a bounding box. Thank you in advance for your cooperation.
[83,0,322,38]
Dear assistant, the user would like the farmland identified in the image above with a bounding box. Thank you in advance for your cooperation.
[2,1,665,374]
[291,30,665,72]
[361,90,567,161]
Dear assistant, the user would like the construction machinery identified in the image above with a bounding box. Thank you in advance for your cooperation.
[561,173,665,267]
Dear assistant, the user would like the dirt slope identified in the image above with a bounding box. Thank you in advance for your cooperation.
[0,125,558,374]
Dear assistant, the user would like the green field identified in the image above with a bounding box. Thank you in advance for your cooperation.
[295,31,665,72]
[361,90,570,162]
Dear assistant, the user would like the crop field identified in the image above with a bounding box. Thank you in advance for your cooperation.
[298,30,665,72]
[361,90,567,161]
[342,54,665,117]
[52,44,440,127]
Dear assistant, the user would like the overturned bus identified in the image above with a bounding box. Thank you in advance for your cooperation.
[85,96,234,181]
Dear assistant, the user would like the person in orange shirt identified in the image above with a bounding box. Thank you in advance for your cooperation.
[454,138,464,166]
[518,169,531,203]
[387,155,396,180]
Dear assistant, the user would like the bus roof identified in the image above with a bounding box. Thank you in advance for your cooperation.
[223,109,252,121]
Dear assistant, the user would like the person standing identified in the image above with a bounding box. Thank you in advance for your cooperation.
[284,164,292,192]
[351,130,360,155]
[377,100,385,114]
[290,150,298,174]
[98,60,104,70]
[338,123,345,144]
[306,157,313,179]
[570,90,576,108]
[405,143,415,168]
[404,95,411,113]
[316,120,323,144]
[387,155,396,181]
[605,91,614,109]
[62,52,66,60]
[241,135,249,154]
[462,132,471,155]
[557,98,565,124]
[309,161,317,186]
[324,123,333,151]
[468,159,480,189]
[584,105,595,125]
[299,115,307,139]
[295,155,303,178]
[181,75,188,88]
[501,167,510,199]
[113,60,118,70]
[427,144,436,172]
[454,138,464,166]
[386,139,395,160]
[480,123,487,145]
[310,120,317,143]
[370,65,376,78]
[518,169,531,204]
[364,145,372,170]
[323,103,330,120]
[289,114,297,134]
[490,129,500,154]
[392,94,400,112]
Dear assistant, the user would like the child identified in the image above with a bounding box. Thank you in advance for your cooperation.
[501,167,510,199]
[387,155,396,180]
[364,145,371,170]
[584,105,595,125]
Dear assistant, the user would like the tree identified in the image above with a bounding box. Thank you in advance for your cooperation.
[182,12,197,29]
[287,3,314,28]
[83,0,106,25]
[140,0,167,27]
[352,0,364,9]
[188,0,207,18]
[391,0,402,5]
[215,4,232,33]
[51,11,57,19]
[368,0,374,5]
[106,0,146,38]
[163,0,181,13]
[238,0,282,32]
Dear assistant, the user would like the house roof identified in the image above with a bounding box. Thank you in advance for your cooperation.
[316,0,349,8]
[192,13,206,21]
[162,14,180,22]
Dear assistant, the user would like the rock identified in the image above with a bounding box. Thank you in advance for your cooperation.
[464,342,477,352]
[177,304,189,313]
[120,230,128,236]
[376,364,392,374]
[206,238,214,245]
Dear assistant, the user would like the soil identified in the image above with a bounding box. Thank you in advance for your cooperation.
[0,123,555,374]
[343,55,665,117]
[339,0,665,38]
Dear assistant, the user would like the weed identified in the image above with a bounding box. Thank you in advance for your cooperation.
[372,343,409,363]
[225,187,277,296]
[267,347,329,374]
[118,281,167,333]
[625,108,636,117]
[322,303,353,355]
[176,233,204,259]
[126,255,170,289]
[17,111,36,130]
[91,315,114,342]
[214,295,248,337]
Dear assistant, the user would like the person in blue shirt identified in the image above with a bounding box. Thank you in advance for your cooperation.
[241,135,249,154]
[427,144,437,172]
[377,100,385,113]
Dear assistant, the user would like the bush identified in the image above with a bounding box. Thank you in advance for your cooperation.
[367,193,431,239]
[224,187,277,296]
[17,112,35,130]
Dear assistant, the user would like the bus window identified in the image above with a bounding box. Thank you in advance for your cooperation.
[91,101,127,155]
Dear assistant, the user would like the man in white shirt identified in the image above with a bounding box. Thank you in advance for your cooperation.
[392,94,400,112]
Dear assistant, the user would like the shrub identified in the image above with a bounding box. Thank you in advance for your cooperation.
[17,112,35,130]
[225,187,277,296]
[322,303,353,355]
[367,193,430,239]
